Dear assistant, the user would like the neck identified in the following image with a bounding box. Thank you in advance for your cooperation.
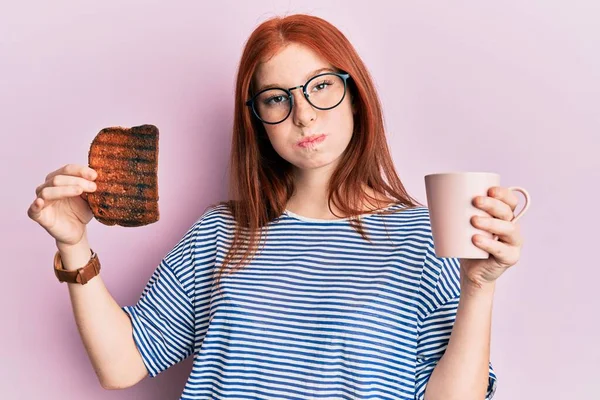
[286,165,391,220]
[286,164,337,219]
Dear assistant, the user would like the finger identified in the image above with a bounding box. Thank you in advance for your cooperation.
[36,175,96,196]
[45,164,97,183]
[471,216,523,246]
[488,186,519,212]
[473,195,514,221]
[27,197,45,221]
[38,185,88,202]
[472,234,521,267]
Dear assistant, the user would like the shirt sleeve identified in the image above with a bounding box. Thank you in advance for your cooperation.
[121,220,200,378]
[414,239,498,400]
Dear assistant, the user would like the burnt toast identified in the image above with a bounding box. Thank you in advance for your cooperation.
[87,124,159,227]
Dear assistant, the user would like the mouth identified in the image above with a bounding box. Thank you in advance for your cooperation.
[297,134,327,148]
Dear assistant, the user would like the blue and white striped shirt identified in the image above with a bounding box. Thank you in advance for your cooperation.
[122,203,497,399]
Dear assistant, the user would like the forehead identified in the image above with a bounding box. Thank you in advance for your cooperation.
[254,43,333,88]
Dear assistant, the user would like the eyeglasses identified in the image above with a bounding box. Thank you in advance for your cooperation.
[246,72,351,125]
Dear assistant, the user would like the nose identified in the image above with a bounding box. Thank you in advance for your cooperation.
[291,88,316,127]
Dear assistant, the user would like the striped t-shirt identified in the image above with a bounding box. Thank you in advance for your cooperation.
[122,203,497,399]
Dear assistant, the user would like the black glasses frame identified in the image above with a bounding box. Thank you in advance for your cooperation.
[245,72,351,125]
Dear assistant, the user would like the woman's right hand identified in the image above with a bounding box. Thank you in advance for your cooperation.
[27,164,99,247]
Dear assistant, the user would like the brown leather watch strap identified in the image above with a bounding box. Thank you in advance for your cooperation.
[54,249,101,285]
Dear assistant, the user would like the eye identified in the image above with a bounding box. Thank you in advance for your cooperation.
[312,80,333,92]
[264,95,289,105]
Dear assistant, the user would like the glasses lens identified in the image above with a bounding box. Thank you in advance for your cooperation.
[306,73,346,109]
[254,89,291,123]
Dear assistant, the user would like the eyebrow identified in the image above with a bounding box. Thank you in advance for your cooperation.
[256,67,337,92]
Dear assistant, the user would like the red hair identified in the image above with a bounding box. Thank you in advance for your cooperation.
[209,14,423,288]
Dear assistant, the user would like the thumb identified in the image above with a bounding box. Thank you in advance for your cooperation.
[27,198,43,221]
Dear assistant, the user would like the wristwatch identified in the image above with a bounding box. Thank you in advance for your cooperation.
[54,249,101,285]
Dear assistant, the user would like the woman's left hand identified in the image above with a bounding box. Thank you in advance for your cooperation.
[460,186,524,288]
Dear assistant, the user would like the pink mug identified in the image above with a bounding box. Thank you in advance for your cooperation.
[424,172,531,259]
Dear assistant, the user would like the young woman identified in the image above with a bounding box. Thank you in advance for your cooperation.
[28,14,524,400]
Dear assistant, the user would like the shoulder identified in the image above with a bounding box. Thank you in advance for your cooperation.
[165,203,235,256]
[383,205,460,299]
[160,204,235,278]
[189,202,237,232]
[379,204,435,243]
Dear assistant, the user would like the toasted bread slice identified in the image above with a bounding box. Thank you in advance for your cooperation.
[87,124,159,227]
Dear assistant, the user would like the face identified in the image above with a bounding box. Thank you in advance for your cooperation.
[252,43,355,174]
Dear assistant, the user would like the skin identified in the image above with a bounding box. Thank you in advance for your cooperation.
[425,187,525,400]
[27,164,147,389]
[253,42,364,219]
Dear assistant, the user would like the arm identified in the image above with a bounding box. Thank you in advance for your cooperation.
[424,185,525,399]
[424,275,495,400]
[59,234,147,389]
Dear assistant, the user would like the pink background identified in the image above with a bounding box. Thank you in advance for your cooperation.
[2,1,598,399]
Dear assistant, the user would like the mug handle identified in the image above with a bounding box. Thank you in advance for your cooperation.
[492,186,531,241]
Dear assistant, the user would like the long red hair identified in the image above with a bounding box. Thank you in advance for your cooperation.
[209,14,423,287]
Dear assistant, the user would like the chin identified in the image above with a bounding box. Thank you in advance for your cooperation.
[291,152,344,170]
